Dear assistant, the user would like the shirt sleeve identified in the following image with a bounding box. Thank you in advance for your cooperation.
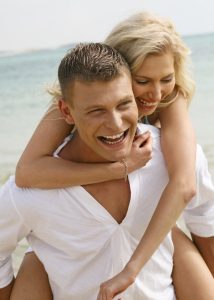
[0,178,31,288]
[183,145,214,237]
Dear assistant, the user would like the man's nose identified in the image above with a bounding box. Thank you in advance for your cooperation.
[106,111,123,130]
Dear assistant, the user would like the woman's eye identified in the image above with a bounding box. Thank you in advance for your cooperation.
[136,80,148,85]
[162,77,173,83]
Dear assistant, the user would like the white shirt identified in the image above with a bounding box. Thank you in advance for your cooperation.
[0,124,214,299]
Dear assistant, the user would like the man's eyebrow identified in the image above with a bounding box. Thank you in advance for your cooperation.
[119,95,135,101]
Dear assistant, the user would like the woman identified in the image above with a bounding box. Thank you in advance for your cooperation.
[12,11,214,299]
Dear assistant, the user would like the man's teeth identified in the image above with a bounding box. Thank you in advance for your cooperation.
[100,132,125,144]
[104,132,124,139]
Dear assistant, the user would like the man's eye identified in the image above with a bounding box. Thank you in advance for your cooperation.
[88,109,103,114]
[119,100,133,107]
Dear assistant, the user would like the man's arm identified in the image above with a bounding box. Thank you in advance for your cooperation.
[192,234,214,276]
[0,278,15,300]
[0,178,31,294]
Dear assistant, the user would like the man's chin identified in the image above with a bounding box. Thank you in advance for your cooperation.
[94,138,133,162]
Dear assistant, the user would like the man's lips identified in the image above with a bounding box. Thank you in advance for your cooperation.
[97,129,129,145]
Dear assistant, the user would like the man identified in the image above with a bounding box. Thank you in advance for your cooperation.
[0,43,214,300]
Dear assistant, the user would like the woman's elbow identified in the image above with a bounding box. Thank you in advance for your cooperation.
[183,184,196,204]
[173,178,197,204]
[15,163,30,188]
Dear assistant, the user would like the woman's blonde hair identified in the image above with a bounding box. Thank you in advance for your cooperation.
[105,11,195,107]
[49,11,195,108]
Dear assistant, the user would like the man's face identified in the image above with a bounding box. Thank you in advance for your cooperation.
[66,73,138,163]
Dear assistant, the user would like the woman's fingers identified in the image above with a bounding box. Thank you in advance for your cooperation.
[133,131,153,159]
[134,131,151,146]
[126,131,153,172]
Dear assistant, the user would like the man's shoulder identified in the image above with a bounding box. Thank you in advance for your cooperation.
[5,176,81,207]
[3,176,59,205]
[137,123,160,140]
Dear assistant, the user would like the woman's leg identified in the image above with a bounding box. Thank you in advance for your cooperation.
[10,252,53,300]
[172,226,214,300]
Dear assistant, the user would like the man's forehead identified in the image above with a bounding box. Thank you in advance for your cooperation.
[71,75,133,105]
[73,72,132,88]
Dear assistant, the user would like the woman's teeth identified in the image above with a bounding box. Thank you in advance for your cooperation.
[139,99,157,106]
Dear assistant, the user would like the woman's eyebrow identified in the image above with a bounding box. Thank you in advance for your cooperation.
[162,73,174,79]
[134,72,174,80]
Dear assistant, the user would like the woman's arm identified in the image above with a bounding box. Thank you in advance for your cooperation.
[97,229,214,300]
[124,93,197,270]
[16,105,152,188]
[97,93,197,299]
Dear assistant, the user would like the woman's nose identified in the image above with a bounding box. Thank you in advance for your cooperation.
[148,85,162,101]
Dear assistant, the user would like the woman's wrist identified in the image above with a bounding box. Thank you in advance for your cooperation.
[109,161,129,180]
[123,262,139,281]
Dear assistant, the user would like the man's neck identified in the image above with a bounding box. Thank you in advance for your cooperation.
[57,131,131,224]
[58,131,108,164]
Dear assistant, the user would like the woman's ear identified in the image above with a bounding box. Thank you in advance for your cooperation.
[58,99,74,125]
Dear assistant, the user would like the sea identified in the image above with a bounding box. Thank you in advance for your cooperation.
[0,34,214,273]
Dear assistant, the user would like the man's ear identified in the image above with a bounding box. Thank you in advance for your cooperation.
[58,99,74,125]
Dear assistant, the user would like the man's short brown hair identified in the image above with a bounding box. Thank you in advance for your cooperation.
[58,43,130,101]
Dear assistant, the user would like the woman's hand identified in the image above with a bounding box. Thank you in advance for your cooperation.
[97,267,136,300]
[126,131,152,173]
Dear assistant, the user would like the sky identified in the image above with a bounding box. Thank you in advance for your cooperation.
[0,0,214,52]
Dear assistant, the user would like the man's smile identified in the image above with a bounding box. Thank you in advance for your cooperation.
[97,129,129,145]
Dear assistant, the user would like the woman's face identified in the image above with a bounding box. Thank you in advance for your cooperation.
[132,51,176,116]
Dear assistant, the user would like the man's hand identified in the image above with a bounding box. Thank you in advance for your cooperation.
[126,131,152,173]
[96,267,136,300]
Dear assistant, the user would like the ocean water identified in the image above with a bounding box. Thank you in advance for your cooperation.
[0,34,214,184]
